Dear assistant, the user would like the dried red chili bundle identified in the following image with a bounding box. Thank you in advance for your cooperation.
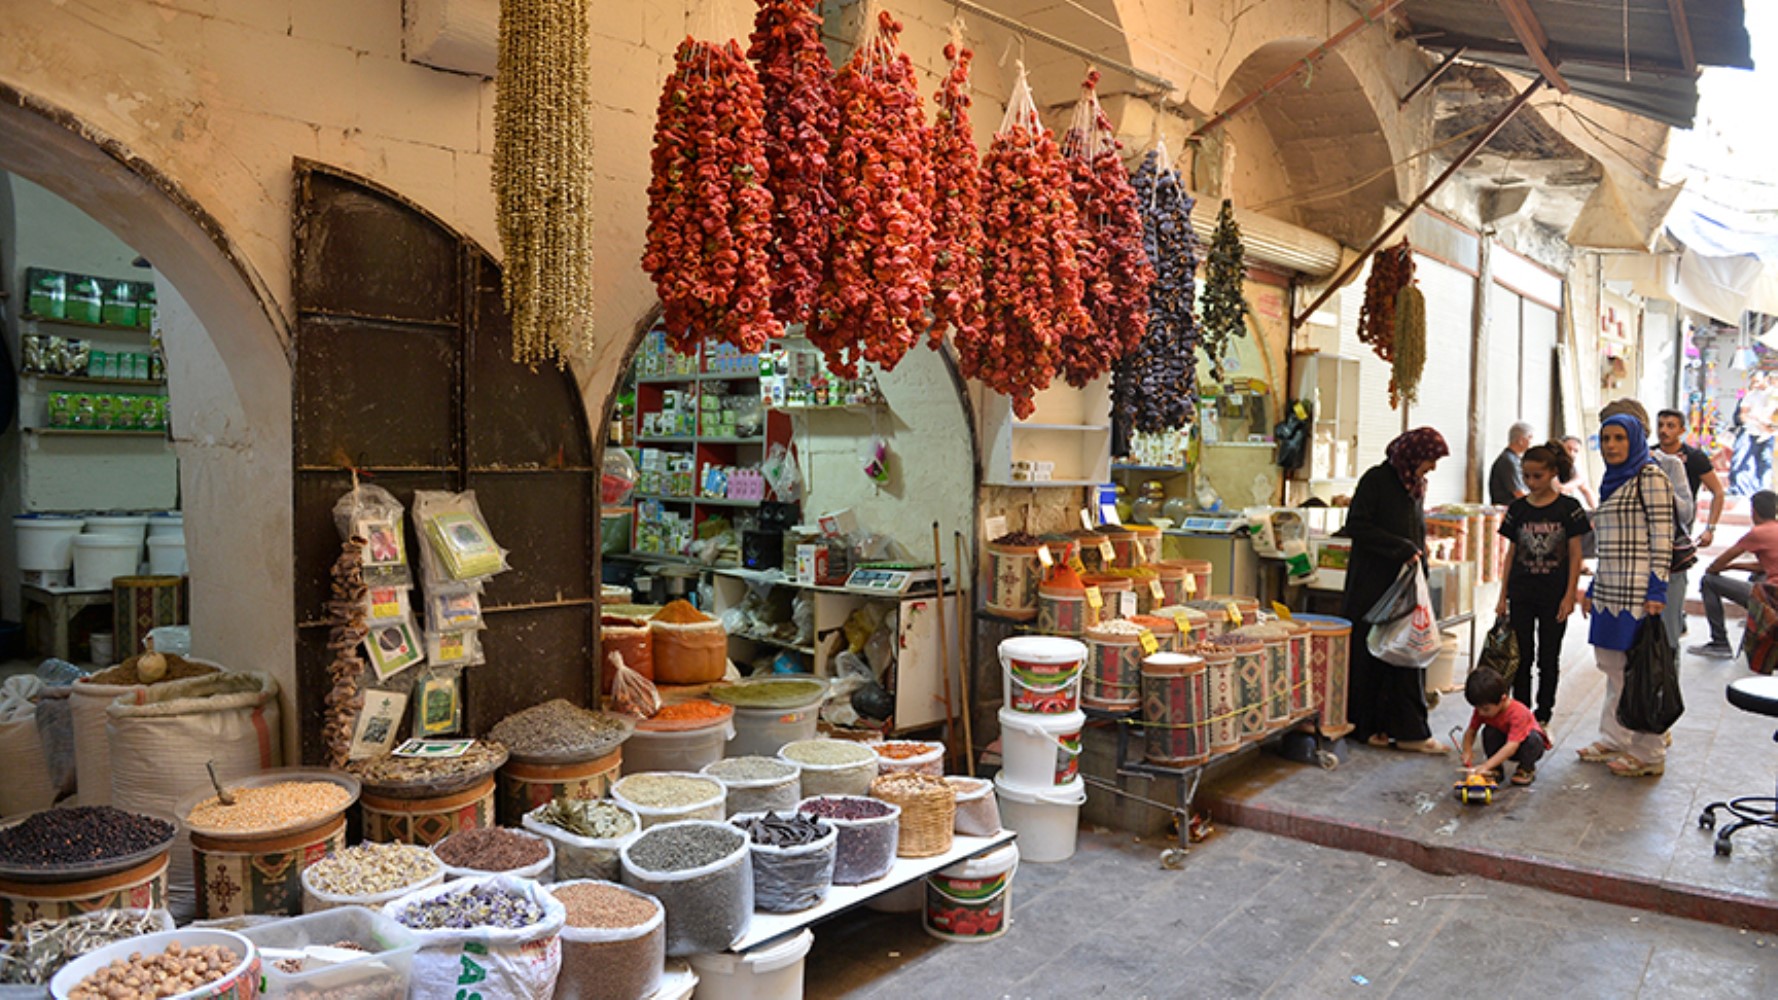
[1358,240,1414,363]
[1059,71,1154,388]
[962,67,1091,419]
[928,41,984,350]
[642,38,782,355]
[749,0,837,328]
[814,11,934,377]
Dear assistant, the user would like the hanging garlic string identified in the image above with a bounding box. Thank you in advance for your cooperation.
[493,0,595,369]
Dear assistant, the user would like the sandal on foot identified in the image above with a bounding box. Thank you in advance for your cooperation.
[1366,734,1393,749]
[1511,768,1536,786]
[1607,755,1663,778]
[1576,742,1621,762]
[1397,738,1451,755]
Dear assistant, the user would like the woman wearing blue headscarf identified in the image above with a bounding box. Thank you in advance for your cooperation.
[1576,413,1673,777]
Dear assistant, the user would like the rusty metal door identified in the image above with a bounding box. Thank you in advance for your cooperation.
[291,162,596,764]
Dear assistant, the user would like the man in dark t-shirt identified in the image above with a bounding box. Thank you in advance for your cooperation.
[1657,408,1726,547]
[1488,422,1533,505]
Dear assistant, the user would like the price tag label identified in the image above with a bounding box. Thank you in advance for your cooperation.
[1149,579,1166,601]
[1184,574,1198,596]
[1294,400,1309,421]
[1225,602,1243,625]
[1139,630,1160,655]
[984,515,1008,540]
[1133,542,1148,564]
[1121,591,1139,618]
[1085,586,1104,610]
[1099,540,1117,562]
[1037,545,1054,568]
[1174,613,1193,637]
[1067,554,1087,576]
[1271,601,1295,621]
[1080,509,1095,531]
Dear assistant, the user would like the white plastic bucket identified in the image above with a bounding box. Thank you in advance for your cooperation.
[71,534,141,590]
[924,842,1019,943]
[89,632,114,666]
[997,708,1084,789]
[728,701,823,758]
[623,720,735,775]
[147,534,187,575]
[82,515,150,545]
[146,512,184,538]
[994,774,1086,863]
[999,636,1086,715]
[686,927,813,1000]
[14,516,84,572]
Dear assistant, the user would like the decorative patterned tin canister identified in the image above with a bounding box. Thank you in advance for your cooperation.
[111,575,185,660]
[1213,634,1268,745]
[1127,525,1163,566]
[1242,626,1294,728]
[191,814,344,919]
[360,776,497,847]
[1296,614,1353,738]
[1140,653,1209,767]
[1199,643,1240,754]
[985,541,1043,621]
[1037,583,1098,637]
[1081,626,1144,712]
[497,750,622,825]
[0,852,169,933]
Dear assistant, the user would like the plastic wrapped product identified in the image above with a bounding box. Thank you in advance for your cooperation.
[701,756,801,817]
[731,812,836,914]
[523,800,641,883]
[619,820,753,958]
[946,776,1001,836]
[383,874,565,1000]
[547,880,665,1000]
[796,796,900,886]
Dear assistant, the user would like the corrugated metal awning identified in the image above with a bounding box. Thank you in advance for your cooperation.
[1397,1,1752,128]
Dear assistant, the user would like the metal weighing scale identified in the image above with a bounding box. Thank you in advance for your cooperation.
[843,562,945,595]
[1174,513,1248,535]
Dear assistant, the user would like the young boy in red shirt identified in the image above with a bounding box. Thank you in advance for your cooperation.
[1460,668,1551,786]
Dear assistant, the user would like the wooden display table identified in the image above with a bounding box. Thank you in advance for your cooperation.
[21,582,113,660]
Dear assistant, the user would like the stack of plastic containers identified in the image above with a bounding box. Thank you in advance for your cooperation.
[994,636,1088,863]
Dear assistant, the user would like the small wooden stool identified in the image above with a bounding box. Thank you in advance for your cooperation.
[20,583,114,661]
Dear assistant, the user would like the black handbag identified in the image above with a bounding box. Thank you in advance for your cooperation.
[1475,615,1521,685]
[1633,472,1698,573]
[1618,617,1684,734]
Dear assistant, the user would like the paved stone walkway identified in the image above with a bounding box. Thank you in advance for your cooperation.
[805,825,1778,998]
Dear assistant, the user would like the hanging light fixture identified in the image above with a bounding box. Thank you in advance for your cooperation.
[493,0,596,369]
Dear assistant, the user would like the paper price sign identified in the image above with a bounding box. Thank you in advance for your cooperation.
[1037,545,1054,568]
[1139,630,1160,656]
[1067,554,1087,576]
[1133,541,1148,564]
[1184,574,1198,595]
[1271,601,1295,621]
[984,515,1007,540]
[1085,586,1104,610]
[1080,509,1095,531]
[1225,602,1243,625]
[1173,613,1193,637]
[1149,579,1166,601]
[1120,591,1139,617]
[1099,540,1117,562]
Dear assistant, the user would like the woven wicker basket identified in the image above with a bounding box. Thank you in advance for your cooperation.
[870,772,955,858]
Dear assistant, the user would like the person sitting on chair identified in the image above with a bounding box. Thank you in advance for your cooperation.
[1689,490,1778,659]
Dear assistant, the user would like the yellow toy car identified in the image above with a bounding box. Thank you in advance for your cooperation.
[1454,771,1498,805]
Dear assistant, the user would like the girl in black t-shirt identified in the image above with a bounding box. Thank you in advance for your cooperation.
[1497,442,1593,724]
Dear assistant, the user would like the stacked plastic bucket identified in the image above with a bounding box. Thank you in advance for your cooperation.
[995,636,1088,862]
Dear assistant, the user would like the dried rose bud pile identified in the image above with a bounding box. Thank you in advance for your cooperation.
[642,37,782,355]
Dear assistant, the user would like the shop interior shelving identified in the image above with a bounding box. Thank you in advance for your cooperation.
[21,312,155,336]
[980,377,1113,487]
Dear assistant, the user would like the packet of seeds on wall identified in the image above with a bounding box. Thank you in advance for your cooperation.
[413,489,509,582]
[366,585,411,624]
[425,586,484,632]
[412,669,463,738]
[331,483,415,588]
[364,616,426,681]
[348,689,408,760]
[423,627,484,668]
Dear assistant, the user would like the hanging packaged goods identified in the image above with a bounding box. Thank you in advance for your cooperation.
[814,11,935,377]
[1059,71,1154,389]
[928,42,985,351]
[1114,145,1200,438]
[1199,199,1251,382]
[642,37,782,355]
[1358,241,1424,408]
[960,65,1092,419]
[749,0,838,329]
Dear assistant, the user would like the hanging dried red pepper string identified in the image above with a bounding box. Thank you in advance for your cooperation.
[642,37,782,355]
[749,0,837,329]
[813,10,934,377]
[928,37,984,351]
[961,64,1091,419]
[1059,71,1154,388]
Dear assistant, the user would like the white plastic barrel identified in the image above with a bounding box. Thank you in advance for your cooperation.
[14,515,84,571]
[686,928,813,1000]
[997,708,1085,789]
[147,534,188,575]
[72,534,141,590]
[83,515,150,545]
[993,774,1086,863]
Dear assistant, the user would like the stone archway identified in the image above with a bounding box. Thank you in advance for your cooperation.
[0,84,298,756]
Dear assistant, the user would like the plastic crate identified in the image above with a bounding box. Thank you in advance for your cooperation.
[241,905,419,999]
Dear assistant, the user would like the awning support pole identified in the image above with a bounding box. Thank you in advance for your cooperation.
[1398,46,1467,107]
[1292,76,1546,329]
[1189,0,1411,140]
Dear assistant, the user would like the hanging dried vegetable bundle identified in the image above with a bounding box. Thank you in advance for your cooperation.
[1358,241,1417,404]
[1199,200,1250,382]
[814,10,934,376]
[928,40,984,350]
[493,0,595,368]
[1059,71,1154,388]
[322,539,369,769]
[642,38,782,355]
[1113,144,1199,442]
[960,65,1091,419]
[1392,280,1427,407]
[749,0,838,328]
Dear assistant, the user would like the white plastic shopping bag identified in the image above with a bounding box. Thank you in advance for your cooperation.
[1364,561,1441,667]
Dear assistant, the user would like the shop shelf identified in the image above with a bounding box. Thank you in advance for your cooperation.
[728,630,815,656]
[24,427,166,437]
[768,402,884,413]
[21,312,154,334]
[1013,422,1111,432]
[1112,463,1189,473]
[691,496,761,507]
[23,373,167,389]
[634,493,696,504]
[636,436,697,445]
[698,435,766,444]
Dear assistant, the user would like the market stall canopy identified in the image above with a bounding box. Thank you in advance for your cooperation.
[1601,194,1778,320]
[1396,1,1753,128]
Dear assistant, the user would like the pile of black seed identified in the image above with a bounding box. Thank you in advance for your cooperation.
[0,807,174,868]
